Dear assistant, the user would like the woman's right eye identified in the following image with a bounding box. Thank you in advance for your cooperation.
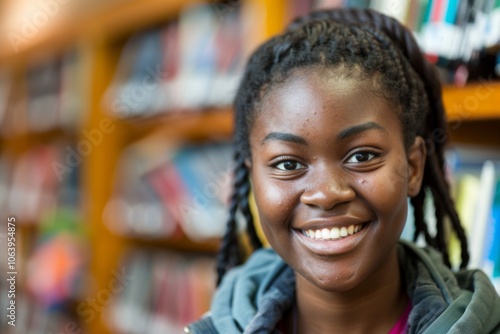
[274,160,305,171]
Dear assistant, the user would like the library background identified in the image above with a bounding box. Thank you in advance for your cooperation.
[0,0,499,333]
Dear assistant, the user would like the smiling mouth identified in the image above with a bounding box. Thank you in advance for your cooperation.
[301,223,367,241]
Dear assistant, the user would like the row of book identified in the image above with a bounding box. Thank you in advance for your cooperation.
[447,145,500,292]
[0,145,80,224]
[0,145,87,331]
[400,144,500,292]
[322,0,500,60]
[104,141,233,241]
[0,290,82,334]
[0,50,87,136]
[104,250,215,333]
[103,3,244,119]
[291,0,500,84]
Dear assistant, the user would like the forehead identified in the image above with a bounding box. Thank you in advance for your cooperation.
[251,68,401,138]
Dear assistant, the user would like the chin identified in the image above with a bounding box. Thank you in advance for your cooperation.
[299,265,362,293]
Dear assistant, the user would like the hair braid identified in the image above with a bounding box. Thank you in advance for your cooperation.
[410,192,436,247]
[216,149,264,285]
[216,152,245,285]
[427,154,470,268]
[431,185,451,267]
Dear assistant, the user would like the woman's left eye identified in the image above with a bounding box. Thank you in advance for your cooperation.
[346,152,377,163]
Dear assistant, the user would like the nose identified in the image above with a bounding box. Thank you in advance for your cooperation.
[300,169,355,210]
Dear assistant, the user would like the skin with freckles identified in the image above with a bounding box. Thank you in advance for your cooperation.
[247,67,426,333]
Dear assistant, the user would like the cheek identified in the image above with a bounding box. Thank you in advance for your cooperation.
[253,177,296,226]
[356,163,408,219]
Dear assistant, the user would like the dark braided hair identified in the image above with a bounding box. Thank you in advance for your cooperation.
[216,8,469,285]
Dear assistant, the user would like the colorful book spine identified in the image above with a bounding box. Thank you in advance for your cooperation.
[370,0,411,23]
[469,160,497,269]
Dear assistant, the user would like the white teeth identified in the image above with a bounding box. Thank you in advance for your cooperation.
[321,228,330,239]
[331,227,340,239]
[302,224,364,241]
[347,225,354,235]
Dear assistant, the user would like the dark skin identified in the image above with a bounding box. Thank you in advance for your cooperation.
[247,68,426,333]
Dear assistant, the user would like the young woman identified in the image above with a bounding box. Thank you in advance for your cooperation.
[186,8,500,334]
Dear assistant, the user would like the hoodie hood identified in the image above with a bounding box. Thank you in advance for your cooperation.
[210,248,294,333]
[190,241,500,334]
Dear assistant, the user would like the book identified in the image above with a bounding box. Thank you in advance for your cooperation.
[26,57,62,132]
[107,250,215,333]
[447,145,500,270]
[7,145,62,223]
[208,8,244,107]
[418,0,464,61]
[103,144,177,238]
[466,160,497,269]
[170,143,232,241]
[448,173,481,268]
[482,170,500,293]
[0,70,11,130]
[58,49,87,131]
[370,0,411,23]
[177,4,219,109]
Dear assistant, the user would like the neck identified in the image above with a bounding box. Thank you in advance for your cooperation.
[294,248,408,334]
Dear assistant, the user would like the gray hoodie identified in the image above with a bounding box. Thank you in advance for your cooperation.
[186,241,500,334]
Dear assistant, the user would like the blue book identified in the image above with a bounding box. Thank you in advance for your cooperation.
[445,0,461,23]
[486,179,500,276]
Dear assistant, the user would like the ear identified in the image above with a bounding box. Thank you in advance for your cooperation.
[244,158,252,170]
[407,136,426,197]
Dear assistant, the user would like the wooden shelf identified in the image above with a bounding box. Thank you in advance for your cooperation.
[125,235,219,254]
[85,0,203,42]
[121,107,234,143]
[443,82,500,121]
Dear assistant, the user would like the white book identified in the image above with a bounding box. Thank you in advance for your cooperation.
[370,0,411,23]
[469,160,497,269]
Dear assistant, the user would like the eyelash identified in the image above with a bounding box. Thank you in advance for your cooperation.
[271,156,305,171]
[270,149,381,171]
[345,149,380,164]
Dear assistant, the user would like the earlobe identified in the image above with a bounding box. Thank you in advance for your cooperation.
[407,136,426,197]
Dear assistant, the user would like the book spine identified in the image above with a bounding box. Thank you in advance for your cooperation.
[469,161,497,268]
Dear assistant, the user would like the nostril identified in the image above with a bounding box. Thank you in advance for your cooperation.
[300,184,355,210]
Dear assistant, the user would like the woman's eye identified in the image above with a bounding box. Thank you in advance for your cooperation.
[275,160,305,171]
[346,152,376,163]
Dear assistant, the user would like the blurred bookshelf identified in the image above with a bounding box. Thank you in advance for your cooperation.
[0,0,286,333]
[0,0,499,333]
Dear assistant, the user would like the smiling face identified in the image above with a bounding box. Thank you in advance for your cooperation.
[247,67,425,292]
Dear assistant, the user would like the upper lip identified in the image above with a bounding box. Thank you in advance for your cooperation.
[293,217,369,231]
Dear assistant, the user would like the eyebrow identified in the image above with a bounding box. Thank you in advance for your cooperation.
[260,122,387,145]
[337,121,388,140]
[261,132,308,145]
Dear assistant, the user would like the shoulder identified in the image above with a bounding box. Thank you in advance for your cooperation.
[398,241,500,334]
[187,248,294,334]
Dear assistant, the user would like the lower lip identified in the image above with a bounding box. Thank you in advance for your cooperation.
[293,224,369,256]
